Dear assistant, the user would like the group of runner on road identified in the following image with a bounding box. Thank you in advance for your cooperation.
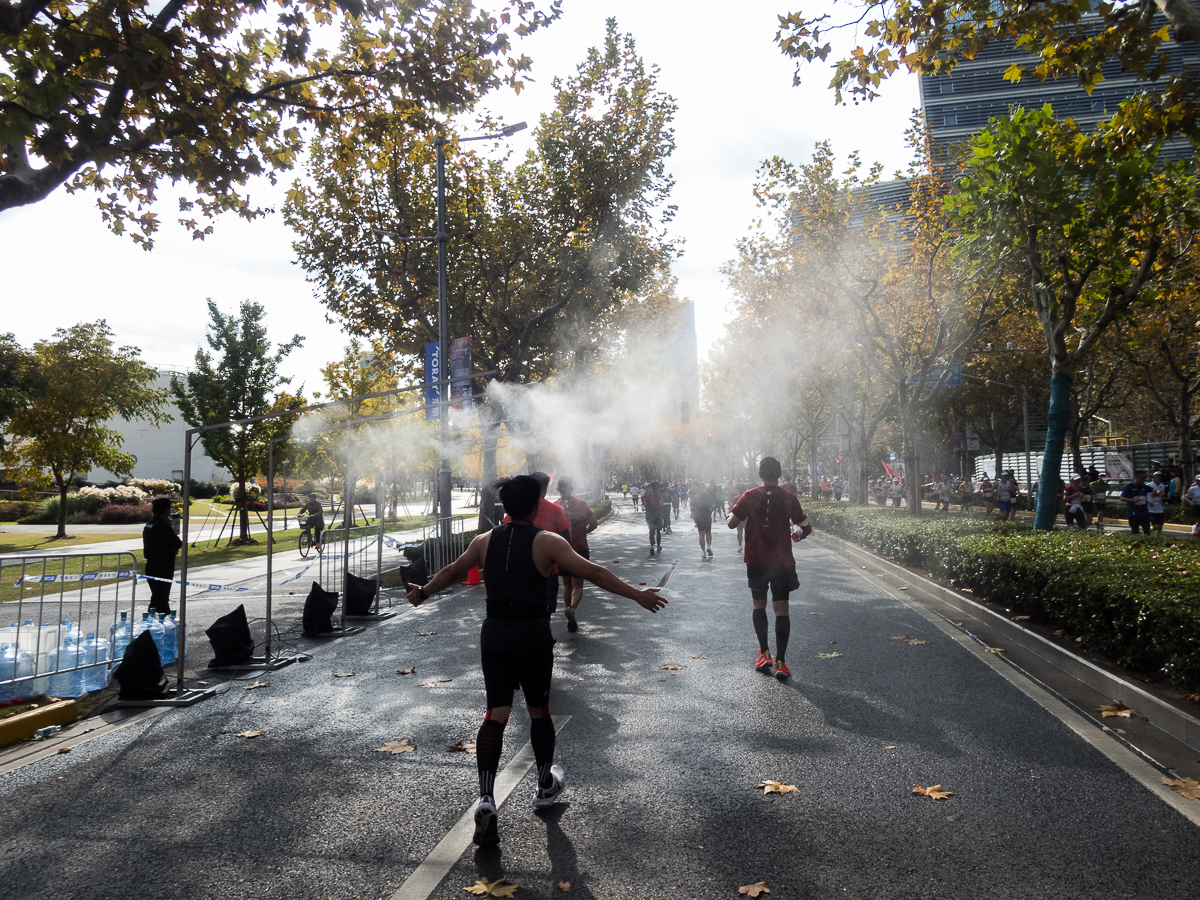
[406,457,811,847]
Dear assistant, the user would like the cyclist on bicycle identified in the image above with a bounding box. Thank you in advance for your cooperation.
[301,493,325,551]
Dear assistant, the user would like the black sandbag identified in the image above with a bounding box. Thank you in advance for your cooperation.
[112,630,169,700]
[302,582,339,635]
[206,603,254,668]
[344,572,378,616]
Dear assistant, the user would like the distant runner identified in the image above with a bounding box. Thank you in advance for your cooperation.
[406,475,666,848]
[727,457,812,682]
[692,483,716,559]
[556,477,600,633]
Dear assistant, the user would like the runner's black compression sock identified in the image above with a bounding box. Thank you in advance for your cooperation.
[476,718,506,797]
[775,614,791,661]
[530,715,556,788]
[752,608,770,654]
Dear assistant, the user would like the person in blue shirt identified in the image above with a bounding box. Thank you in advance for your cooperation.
[1119,470,1154,535]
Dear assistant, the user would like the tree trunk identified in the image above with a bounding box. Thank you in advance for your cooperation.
[56,476,68,539]
[901,406,922,515]
[1067,414,1086,478]
[237,475,251,542]
[1181,382,1195,484]
[1035,372,1073,530]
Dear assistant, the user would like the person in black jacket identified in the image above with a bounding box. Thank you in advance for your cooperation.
[407,475,666,848]
[142,497,182,614]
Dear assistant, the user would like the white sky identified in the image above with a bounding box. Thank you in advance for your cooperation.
[0,0,919,395]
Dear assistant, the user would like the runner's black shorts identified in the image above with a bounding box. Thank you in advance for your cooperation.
[746,564,800,600]
[482,647,553,709]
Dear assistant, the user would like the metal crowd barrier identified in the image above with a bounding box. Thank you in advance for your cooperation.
[0,551,140,699]
[318,523,384,629]
[421,515,472,576]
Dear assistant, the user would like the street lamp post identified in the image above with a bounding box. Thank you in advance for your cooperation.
[378,120,526,544]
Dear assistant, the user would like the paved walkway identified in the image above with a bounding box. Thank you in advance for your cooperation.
[1,502,1196,899]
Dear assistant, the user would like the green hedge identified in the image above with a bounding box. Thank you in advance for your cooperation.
[590,495,613,520]
[808,502,1200,688]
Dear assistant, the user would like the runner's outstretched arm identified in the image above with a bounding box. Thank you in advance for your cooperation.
[406,535,486,606]
[540,532,666,612]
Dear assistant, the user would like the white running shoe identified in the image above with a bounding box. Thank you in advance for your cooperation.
[532,765,566,809]
[473,795,499,846]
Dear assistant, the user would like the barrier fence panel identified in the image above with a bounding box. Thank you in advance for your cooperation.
[318,524,383,628]
[421,515,472,576]
[0,551,140,700]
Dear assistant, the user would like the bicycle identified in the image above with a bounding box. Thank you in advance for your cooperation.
[298,514,321,558]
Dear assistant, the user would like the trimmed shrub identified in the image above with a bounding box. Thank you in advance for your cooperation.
[0,501,39,522]
[589,495,613,520]
[808,502,1200,688]
[97,502,153,524]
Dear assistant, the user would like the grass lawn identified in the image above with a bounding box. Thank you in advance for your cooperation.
[0,533,134,554]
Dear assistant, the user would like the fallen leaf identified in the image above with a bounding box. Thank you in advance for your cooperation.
[757,780,800,795]
[1163,776,1200,800]
[1011,615,1030,621]
[738,883,771,897]
[898,586,909,591]
[912,783,953,800]
[397,667,416,675]
[446,741,478,754]
[245,699,256,705]
[1096,703,1133,718]
[1053,629,1065,637]
[244,681,270,690]
[691,655,707,659]
[334,672,355,678]
[829,640,838,645]
[56,747,71,754]
[417,631,437,637]
[906,639,927,646]
[375,739,416,754]
[1185,693,1200,704]
[890,634,911,641]
[464,877,518,897]
[982,646,1005,654]
[884,745,897,749]
[817,652,842,659]
[236,730,264,739]
[558,881,571,892]
[660,665,682,671]
[1115,728,1126,734]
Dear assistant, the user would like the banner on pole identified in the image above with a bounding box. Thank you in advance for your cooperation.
[449,337,472,410]
[425,342,441,420]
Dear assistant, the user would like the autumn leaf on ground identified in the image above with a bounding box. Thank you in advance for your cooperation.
[906,639,927,646]
[912,783,953,800]
[757,780,800,795]
[982,646,1005,654]
[738,883,771,897]
[56,747,71,754]
[236,730,264,739]
[245,699,256,705]
[243,681,270,690]
[1185,693,1200,704]
[417,631,437,637]
[817,652,842,659]
[464,877,518,897]
[334,672,355,678]
[397,667,416,675]
[1162,776,1200,800]
[1096,703,1133,718]
[660,665,682,670]
[1011,615,1030,621]
[884,745,897,749]
[890,634,911,641]
[691,655,707,659]
[558,881,571,892]
[446,741,477,754]
[375,739,416,754]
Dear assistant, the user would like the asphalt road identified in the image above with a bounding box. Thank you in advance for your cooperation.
[1,500,1197,900]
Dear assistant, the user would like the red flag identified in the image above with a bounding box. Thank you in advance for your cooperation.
[882,461,898,480]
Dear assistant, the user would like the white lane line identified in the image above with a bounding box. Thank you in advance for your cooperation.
[389,714,571,900]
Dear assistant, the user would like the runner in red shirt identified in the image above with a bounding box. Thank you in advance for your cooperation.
[726,456,812,681]
[556,476,600,633]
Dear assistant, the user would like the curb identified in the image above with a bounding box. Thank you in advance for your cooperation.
[811,531,1200,755]
[0,699,78,748]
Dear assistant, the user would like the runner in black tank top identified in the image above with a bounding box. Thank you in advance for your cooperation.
[407,475,668,847]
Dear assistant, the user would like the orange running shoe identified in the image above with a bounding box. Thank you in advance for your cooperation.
[754,651,774,674]
[774,659,791,681]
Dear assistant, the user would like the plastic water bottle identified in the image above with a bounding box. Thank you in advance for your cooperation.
[1,642,37,701]
[159,614,177,665]
[47,636,84,698]
[109,612,131,661]
[169,609,185,658]
[78,633,109,692]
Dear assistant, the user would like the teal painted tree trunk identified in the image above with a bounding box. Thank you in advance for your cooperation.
[1034,372,1073,530]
